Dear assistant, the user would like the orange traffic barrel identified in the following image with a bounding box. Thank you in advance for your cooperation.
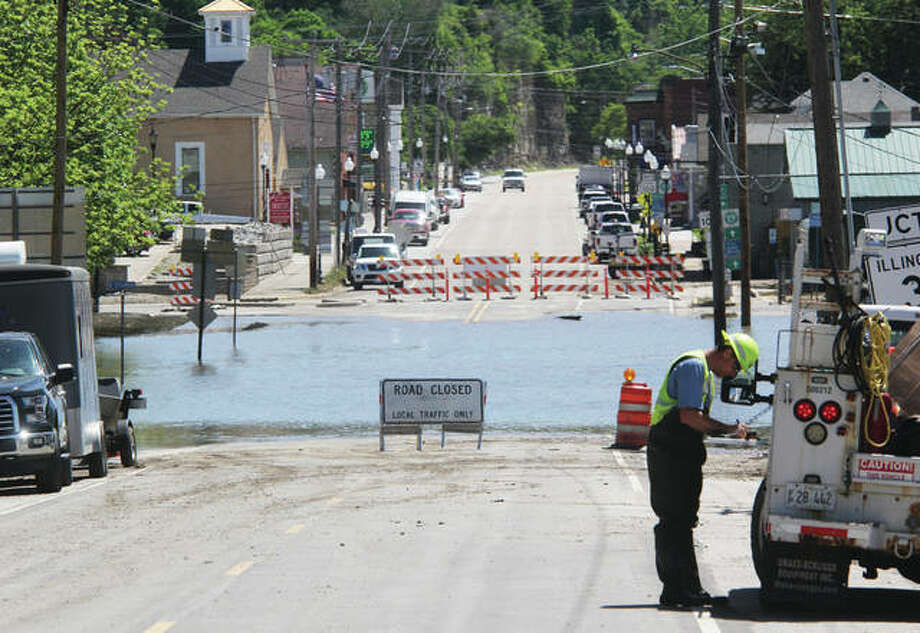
[616,380,653,449]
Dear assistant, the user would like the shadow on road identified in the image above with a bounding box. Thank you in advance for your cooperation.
[712,587,920,623]
[601,587,920,623]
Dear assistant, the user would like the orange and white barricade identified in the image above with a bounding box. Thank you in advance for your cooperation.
[610,255,685,299]
[167,264,197,306]
[530,253,603,299]
[376,257,448,301]
[451,254,522,300]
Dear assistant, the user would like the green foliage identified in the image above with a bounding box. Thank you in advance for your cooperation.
[592,103,627,143]
[460,114,517,167]
[0,0,175,274]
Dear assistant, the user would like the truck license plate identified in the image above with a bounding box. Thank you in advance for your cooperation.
[785,483,837,511]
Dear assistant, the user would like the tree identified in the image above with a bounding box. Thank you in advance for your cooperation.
[0,0,176,274]
[460,114,516,166]
[592,103,627,142]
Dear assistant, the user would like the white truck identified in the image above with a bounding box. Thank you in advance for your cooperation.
[724,226,920,605]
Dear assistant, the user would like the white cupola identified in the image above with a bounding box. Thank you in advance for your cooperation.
[198,0,255,63]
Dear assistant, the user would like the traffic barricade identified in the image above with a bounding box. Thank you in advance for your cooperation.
[167,265,197,306]
[614,368,653,449]
[375,257,448,301]
[451,254,522,300]
[609,254,685,299]
[530,253,602,299]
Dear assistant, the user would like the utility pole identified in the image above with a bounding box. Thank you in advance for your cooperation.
[803,0,846,271]
[51,0,67,265]
[307,45,319,288]
[433,56,442,192]
[334,40,343,267]
[373,32,391,232]
[349,60,363,257]
[708,0,727,342]
[406,53,415,189]
[452,53,463,187]
[735,0,752,327]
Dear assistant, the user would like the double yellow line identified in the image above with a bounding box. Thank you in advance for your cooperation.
[464,301,490,324]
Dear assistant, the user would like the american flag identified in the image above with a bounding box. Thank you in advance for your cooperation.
[314,74,336,103]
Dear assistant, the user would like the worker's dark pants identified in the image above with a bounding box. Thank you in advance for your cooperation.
[647,413,706,594]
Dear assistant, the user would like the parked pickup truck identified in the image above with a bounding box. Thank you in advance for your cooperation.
[0,331,74,492]
[587,222,638,260]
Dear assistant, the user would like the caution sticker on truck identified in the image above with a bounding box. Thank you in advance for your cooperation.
[852,454,920,483]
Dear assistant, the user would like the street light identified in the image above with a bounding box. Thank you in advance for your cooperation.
[415,138,423,149]
[315,163,326,181]
[344,155,355,173]
[604,137,614,150]
[369,146,379,161]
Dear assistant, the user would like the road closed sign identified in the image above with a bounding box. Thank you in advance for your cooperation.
[865,242,920,305]
[381,379,485,424]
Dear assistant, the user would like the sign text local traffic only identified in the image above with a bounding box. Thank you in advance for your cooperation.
[381,379,484,424]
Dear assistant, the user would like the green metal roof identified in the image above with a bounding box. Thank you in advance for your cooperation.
[785,126,920,198]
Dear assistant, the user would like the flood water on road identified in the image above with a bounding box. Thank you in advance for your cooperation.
[96,311,789,447]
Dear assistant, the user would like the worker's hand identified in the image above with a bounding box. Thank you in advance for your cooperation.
[732,422,749,439]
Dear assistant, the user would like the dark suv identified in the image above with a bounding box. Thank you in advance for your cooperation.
[0,332,74,492]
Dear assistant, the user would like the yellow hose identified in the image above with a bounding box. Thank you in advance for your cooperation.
[861,313,892,448]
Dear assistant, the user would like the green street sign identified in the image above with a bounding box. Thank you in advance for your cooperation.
[724,227,740,240]
[360,128,375,153]
[720,183,728,208]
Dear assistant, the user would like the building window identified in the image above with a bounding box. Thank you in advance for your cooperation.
[175,142,205,196]
[220,20,232,44]
[639,119,656,145]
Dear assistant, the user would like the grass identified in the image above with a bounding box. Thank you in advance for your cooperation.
[301,265,348,295]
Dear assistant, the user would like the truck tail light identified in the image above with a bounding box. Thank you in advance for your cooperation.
[794,398,817,422]
[819,401,842,424]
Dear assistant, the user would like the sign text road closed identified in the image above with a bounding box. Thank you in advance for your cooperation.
[381,379,484,424]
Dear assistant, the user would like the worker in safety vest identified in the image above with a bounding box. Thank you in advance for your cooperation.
[647,330,758,608]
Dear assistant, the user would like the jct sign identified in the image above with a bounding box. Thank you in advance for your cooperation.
[865,205,920,246]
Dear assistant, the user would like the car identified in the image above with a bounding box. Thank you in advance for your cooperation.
[460,174,483,192]
[389,209,430,246]
[346,232,399,284]
[351,243,404,290]
[441,188,464,208]
[580,191,612,217]
[501,169,526,192]
[586,201,628,230]
[0,332,74,492]
[588,209,631,232]
[391,190,439,231]
[589,222,639,259]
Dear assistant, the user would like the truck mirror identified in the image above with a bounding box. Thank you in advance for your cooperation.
[53,363,75,385]
[721,360,759,405]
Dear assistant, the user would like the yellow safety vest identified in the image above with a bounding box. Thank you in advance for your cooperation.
[650,350,713,426]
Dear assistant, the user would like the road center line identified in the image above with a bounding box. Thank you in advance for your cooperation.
[473,301,490,323]
[612,451,643,494]
[142,622,175,633]
[286,523,305,534]
[225,560,254,577]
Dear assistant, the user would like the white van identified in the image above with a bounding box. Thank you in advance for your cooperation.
[391,190,439,230]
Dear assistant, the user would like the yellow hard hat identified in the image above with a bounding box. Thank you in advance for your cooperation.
[722,330,759,372]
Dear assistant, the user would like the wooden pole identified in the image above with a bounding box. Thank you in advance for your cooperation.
[735,0,752,327]
[708,0,727,342]
[51,0,68,265]
[803,0,846,271]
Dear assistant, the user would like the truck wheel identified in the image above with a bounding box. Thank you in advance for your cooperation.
[87,450,108,478]
[120,423,137,468]
[36,458,63,493]
[751,479,778,601]
[353,283,362,290]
